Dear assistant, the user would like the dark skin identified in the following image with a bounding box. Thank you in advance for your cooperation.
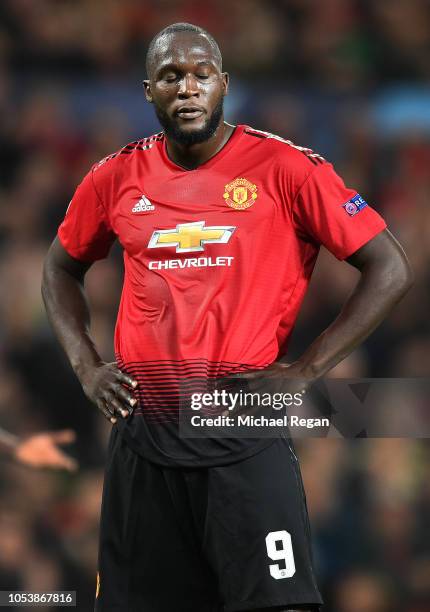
[229,228,413,402]
[143,31,233,169]
[42,31,412,428]
[42,31,411,612]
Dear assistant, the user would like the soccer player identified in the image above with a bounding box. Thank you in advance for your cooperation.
[41,23,412,612]
[0,426,77,471]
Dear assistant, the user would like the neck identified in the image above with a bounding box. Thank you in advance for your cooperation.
[165,120,235,170]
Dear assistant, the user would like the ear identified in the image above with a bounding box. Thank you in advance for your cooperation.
[143,80,153,103]
[222,72,229,96]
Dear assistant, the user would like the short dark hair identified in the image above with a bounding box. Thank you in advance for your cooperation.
[145,22,222,77]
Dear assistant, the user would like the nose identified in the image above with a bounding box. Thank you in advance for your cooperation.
[178,73,199,99]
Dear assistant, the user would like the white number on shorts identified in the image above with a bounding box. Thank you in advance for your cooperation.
[265,530,296,579]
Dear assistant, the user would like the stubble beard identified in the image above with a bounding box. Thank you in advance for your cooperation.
[154,96,224,146]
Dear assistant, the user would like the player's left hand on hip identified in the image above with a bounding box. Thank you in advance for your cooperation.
[230,361,311,394]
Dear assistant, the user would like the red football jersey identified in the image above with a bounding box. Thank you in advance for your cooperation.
[58,124,386,466]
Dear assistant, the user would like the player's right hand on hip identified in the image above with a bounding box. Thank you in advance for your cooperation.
[80,362,138,424]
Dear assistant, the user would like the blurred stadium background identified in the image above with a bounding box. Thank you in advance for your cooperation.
[0,1,429,610]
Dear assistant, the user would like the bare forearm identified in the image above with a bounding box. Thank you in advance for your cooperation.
[42,240,137,425]
[41,263,102,383]
[297,235,413,379]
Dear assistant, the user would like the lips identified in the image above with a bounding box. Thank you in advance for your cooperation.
[176,106,205,120]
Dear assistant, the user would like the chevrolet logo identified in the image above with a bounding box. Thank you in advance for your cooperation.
[148,221,236,253]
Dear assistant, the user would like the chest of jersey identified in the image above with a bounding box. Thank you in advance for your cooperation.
[110,162,293,272]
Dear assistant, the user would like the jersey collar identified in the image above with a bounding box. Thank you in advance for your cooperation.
[160,124,245,172]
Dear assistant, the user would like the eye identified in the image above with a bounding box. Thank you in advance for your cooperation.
[163,74,178,83]
[197,74,210,80]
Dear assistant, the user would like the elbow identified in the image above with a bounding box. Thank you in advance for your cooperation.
[387,252,414,302]
[41,251,59,305]
[41,256,51,305]
[401,260,414,295]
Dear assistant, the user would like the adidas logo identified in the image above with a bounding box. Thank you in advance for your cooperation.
[132,195,155,213]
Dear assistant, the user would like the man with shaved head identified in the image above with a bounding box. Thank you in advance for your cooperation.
[145,23,224,147]
[42,22,412,612]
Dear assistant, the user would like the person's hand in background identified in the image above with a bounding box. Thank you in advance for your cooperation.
[12,429,78,471]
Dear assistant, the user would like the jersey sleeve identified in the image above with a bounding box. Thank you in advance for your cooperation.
[58,169,116,262]
[292,162,387,260]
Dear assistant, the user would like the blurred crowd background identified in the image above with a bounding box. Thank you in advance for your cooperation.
[0,1,429,610]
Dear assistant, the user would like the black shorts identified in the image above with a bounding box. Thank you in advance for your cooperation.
[95,428,323,611]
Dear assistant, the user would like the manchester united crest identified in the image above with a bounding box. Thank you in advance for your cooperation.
[223,177,258,210]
